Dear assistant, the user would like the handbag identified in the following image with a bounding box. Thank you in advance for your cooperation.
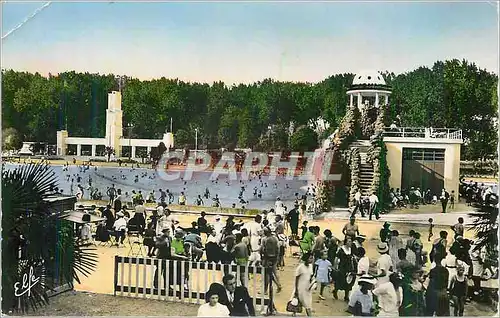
[286,297,303,313]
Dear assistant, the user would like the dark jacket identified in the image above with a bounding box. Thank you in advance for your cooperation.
[207,283,255,316]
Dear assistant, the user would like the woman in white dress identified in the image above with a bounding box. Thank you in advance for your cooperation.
[197,289,230,317]
[405,230,417,265]
[352,247,370,292]
[388,230,404,267]
[293,252,315,316]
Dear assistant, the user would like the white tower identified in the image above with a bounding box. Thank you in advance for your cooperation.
[105,91,123,157]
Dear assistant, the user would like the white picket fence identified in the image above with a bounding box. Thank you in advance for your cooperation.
[113,256,270,310]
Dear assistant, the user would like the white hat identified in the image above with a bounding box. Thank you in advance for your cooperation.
[277,234,287,241]
[358,274,377,285]
[377,242,389,253]
[157,206,164,214]
[116,211,124,217]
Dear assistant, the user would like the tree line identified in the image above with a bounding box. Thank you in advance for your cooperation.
[1,59,497,159]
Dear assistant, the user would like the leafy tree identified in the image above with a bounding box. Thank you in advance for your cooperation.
[1,60,497,159]
[2,127,23,151]
[290,126,318,152]
[174,129,192,149]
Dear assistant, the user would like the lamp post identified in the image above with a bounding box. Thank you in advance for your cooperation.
[126,123,133,159]
[194,128,199,160]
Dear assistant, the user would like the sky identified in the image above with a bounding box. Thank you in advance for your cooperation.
[1,1,498,84]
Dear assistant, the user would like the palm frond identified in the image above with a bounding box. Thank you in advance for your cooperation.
[468,203,499,259]
[2,163,98,314]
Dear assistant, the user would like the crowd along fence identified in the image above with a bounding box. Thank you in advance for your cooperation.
[113,256,270,310]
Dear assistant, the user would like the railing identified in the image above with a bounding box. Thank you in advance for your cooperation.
[383,127,462,140]
[113,256,270,310]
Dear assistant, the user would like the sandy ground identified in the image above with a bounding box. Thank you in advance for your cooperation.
[30,289,495,317]
[27,291,199,316]
[65,213,496,316]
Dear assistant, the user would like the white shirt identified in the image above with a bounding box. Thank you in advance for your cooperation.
[369,194,379,203]
[357,256,370,275]
[226,290,234,303]
[213,221,224,234]
[197,303,230,317]
[250,235,261,252]
[354,192,362,201]
[267,212,276,224]
[157,206,165,216]
[135,204,146,215]
[372,282,402,316]
[113,218,127,231]
[243,221,262,237]
[376,254,393,284]
[348,289,374,315]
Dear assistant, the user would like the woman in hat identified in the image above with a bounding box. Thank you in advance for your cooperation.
[333,236,357,301]
[376,242,393,285]
[347,274,376,316]
[352,247,370,292]
[388,230,404,268]
[400,265,426,316]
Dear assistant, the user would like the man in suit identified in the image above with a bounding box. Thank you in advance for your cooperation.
[209,274,255,316]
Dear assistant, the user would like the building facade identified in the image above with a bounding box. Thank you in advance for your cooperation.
[56,91,174,158]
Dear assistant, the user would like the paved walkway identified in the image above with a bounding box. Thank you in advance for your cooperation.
[321,210,473,226]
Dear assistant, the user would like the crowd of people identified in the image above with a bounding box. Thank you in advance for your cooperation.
[460,179,498,207]
[78,193,499,317]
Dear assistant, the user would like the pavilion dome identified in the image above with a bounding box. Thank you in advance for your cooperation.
[352,70,386,86]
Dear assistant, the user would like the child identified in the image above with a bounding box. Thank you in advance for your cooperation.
[449,190,455,209]
[301,221,309,240]
[413,232,424,267]
[449,264,468,316]
[314,251,332,300]
[428,218,434,242]
[143,222,157,257]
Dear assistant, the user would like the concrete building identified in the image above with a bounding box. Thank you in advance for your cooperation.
[56,91,174,159]
[383,127,463,197]
[348,70,463,197]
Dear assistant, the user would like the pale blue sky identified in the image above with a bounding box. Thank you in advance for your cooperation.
[2,1,498,84]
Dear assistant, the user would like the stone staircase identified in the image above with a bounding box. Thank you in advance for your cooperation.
[350,140,373,196]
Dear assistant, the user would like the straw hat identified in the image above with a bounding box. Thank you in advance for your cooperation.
[355,234,367,241]
[358,274,377,285]
[377,242,389,253]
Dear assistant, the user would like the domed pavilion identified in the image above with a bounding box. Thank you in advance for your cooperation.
[347,70,392,111]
